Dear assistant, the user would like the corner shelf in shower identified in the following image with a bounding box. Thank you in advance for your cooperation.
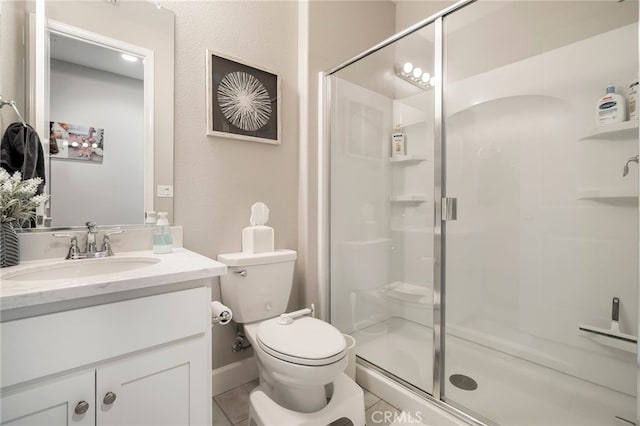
[579,120,638,141]
[577,187,638,203]
[389,194,429,202]
[389,154,428,163]
[390,227,431,234]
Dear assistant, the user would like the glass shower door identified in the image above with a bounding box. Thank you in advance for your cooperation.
[442,1,638,424]
[329,23,437,395]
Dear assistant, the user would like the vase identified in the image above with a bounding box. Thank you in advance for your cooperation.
[0,221,20,268]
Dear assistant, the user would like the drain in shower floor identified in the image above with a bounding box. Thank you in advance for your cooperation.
[449,374,478,391]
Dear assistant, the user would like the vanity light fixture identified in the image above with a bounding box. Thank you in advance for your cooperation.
[121,53,139,62]
[394,62,434,91]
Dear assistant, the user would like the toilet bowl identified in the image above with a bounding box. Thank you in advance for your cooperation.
[217,249,364,421]
[244,316,348,413]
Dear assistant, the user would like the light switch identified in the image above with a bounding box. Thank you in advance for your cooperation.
[157,185,174,198]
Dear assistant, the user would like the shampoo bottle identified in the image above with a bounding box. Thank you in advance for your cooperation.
[597,85,626,125]
[391,125,406,158]
[153,212,172,254]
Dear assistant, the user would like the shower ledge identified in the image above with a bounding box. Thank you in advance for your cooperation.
[390,194,429,202]
[579,120,638,141]
[389,154,428,163]
[577,187,638,203]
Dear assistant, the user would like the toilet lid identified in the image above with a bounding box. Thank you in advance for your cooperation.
[257,316,347,366]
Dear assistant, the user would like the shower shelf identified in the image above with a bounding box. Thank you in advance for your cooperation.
[579,120,638,141]
[389,154,428,163]
[389,194,429,202]
[390,227,430,233]
[577,187,638,203]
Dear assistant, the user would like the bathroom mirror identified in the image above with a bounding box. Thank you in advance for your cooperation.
[27,0,174,228]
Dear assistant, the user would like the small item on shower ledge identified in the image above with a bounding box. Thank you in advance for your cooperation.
[391,124,406,158]
[596,85,626,125]
[242,202,274,254]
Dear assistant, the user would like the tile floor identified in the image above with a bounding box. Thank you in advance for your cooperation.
[213,379,401,426]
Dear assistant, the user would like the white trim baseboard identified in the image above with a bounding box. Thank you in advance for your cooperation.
[212,357,259,396]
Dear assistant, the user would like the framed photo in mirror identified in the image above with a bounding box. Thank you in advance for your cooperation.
[206,50,280,145]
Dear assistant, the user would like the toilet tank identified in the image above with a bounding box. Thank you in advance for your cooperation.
[218,250,297,323]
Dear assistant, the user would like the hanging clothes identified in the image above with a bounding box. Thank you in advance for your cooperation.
[0,122,46,194]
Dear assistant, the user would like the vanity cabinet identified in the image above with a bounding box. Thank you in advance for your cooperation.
[1,370,96,426]
[1,284,211,426]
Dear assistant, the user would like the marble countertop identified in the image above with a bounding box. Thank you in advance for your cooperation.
[0,248,227,312]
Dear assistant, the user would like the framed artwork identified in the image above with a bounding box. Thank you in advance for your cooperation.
[206,50,280,145]
[49,121,104,163]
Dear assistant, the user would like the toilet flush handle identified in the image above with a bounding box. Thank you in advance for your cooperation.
[277,304,315,325]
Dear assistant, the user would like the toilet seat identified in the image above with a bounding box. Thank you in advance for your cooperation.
[256,316,346,366]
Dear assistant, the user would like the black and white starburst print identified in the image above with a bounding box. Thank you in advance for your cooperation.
[217,72,272,131]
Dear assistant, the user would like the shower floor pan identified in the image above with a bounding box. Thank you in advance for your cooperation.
[352,317,634,426]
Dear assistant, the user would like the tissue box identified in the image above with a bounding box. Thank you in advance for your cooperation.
[242,226,274,253]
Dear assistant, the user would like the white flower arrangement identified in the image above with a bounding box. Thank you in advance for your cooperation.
[0,169,48,225]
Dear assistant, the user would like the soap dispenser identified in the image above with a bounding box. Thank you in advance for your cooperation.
[153,212,172,254]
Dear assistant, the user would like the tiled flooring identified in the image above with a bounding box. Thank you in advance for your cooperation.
[213,379,401,426]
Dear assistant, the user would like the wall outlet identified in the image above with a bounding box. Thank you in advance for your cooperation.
[157,185,174,198]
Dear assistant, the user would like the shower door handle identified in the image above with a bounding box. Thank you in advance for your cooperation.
[442,197,457,221]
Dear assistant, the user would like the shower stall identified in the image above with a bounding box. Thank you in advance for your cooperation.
[321,1,639,424]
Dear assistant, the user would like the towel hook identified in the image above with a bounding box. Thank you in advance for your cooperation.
[0,96,27,127]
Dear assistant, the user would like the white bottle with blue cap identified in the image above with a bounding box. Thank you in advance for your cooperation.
[597,84,626,125]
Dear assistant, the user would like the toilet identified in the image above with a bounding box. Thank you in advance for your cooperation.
[218,249,365,426]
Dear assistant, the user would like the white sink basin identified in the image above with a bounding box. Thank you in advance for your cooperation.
[3,256,161,281]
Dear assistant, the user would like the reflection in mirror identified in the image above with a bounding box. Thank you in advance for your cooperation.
[47,30,147,227]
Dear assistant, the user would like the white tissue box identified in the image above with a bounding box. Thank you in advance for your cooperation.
[242,226,274,253]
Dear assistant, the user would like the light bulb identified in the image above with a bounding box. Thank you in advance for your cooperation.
[92,143,98,148]
[402,62,413,74]
[71,141,78,147]
[412,67,422,79]
[82,142,89,148]
[429,76,436,87]
[421,72,431,83]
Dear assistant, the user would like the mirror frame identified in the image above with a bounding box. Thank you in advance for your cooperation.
[25,0,174,230]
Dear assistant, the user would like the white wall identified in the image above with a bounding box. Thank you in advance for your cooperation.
[49,59,144,226]
[161,0,300,370]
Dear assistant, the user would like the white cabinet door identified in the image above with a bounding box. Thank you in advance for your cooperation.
[96,337,209,426]
[1,371,95,426]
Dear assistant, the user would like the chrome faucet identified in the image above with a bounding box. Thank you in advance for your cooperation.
[53,222,124,260]
[85,221,99,254]
[623,155,639,177]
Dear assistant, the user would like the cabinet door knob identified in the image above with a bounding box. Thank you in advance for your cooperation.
[103,391,117,405]
[74,401,90,415]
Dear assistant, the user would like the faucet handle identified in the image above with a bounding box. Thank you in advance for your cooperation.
[52,233,80,259]
[102,229,124,256]
[104,228,124,237]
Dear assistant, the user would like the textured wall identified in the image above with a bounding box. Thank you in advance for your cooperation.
[162,1,299,369]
